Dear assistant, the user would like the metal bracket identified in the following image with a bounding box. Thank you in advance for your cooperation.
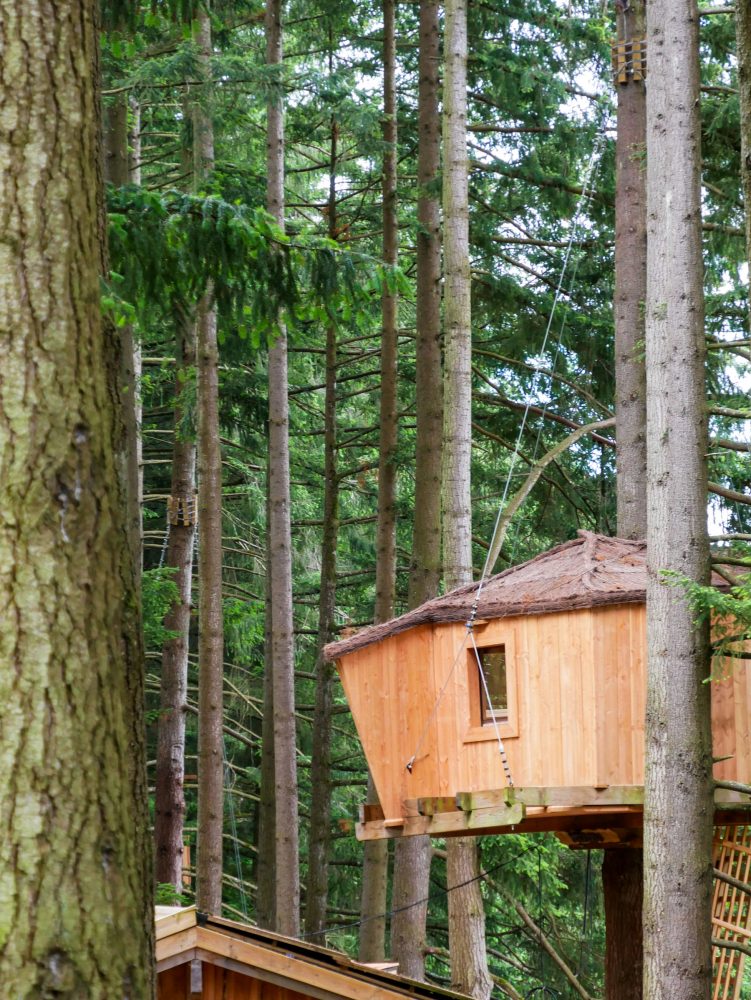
[611,37,646,84]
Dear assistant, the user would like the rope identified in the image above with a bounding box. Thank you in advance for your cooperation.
[468,628,514,787]
[471,119,609,619]
[301,845,534,941]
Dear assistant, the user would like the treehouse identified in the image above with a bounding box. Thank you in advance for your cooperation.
[324,531,751,846]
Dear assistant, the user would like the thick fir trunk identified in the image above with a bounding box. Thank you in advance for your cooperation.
[193,9,225,916]
[0,2,154,993]
[306,115,340,937]
[442,1,492,996]
[265,0,300,937]
[358,0,399,961]
[737,0,751,322]
[608,0,647,994]
[390,0,442,979]
[643,1,713,996]
[154,315,197,889]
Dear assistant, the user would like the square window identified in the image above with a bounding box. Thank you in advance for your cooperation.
[478,644,508,724]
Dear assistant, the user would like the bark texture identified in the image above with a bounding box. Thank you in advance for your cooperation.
[154,315,196,889]
[737,0,751,325]
[609,0,647,993]
[359,0,399,960]
[390,0,442,977]
[0,2,154,994]
[643,0,713,996]
[266,0,300,938]
[441,1,492,995]
[193,9,225,916]
[603,850,643,1000]
[442,0,473,586]
[306,116,340,937]
[104,94,142,574]
[614,0,648,540]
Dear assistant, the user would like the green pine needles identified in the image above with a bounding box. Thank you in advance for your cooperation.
[107,185,403,347]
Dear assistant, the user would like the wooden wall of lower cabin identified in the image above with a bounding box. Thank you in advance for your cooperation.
[203,965,310,1000]
[337,604,751,822]
[158,963,312,1000]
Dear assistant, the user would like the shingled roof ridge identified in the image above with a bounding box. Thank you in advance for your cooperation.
[324,532,649,662]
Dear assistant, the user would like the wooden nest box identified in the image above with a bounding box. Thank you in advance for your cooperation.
[324,532,751,845]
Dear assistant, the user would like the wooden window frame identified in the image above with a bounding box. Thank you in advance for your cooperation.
[464,628,518,743]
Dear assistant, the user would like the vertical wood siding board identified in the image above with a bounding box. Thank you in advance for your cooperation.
[602,608,620,785]
[631,605,647,784]
[530,614,547,786]
[736,660,751,784]
[382,640,399,818]
[505,620,522,784]
[615,607,632,780]
[398,627,425,812]
[522,617,537,785]
[592,608,609,787]
[443,623,463,797]
[543,614,563,786]
[558,613,575,785]
[712,652,736,783]
[453,622,471,794]
[435,625,464,795]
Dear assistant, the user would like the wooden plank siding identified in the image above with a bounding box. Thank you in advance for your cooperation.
[336,602,751,829]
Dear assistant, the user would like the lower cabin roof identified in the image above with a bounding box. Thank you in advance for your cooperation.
[156,906,471,1000]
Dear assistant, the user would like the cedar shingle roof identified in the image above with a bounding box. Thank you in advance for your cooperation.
[324,531,723,660]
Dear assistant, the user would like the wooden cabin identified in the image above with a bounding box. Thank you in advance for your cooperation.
[156,906,470,1000]
[324,532,751,844]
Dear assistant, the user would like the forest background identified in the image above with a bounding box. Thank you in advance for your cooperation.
[27,0,751,996]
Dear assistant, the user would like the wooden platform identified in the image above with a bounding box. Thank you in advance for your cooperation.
[355,784,751,845]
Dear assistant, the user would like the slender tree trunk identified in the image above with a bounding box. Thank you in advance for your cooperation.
[643,0,713,996]
[442,1,492,996]
[608,0,647,995]
[737,0,751,327]
[193,8,225,916]
[359,0,399,960]
[154,314,197,889]
[389,0,442,979]
[265,0,300,938]
[0,1,154,993]
[104,94,142,573]
[256,553,277,929]
[614,0,647,541]
[305,103,340,938]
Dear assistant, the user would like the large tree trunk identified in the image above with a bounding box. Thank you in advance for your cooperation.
[154,313,197,889]
[441,0,492,996]
[0,1,154,993]
[265,0,300,938]
[608,0,648,994]
[358,0,399,962]
[643,0,713,996]
[193,8,225,916]
[737,0,751,324]
[389,0,442,979]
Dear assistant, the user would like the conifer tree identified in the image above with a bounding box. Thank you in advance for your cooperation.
[0,0,153,992]
[643,0,713,994]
